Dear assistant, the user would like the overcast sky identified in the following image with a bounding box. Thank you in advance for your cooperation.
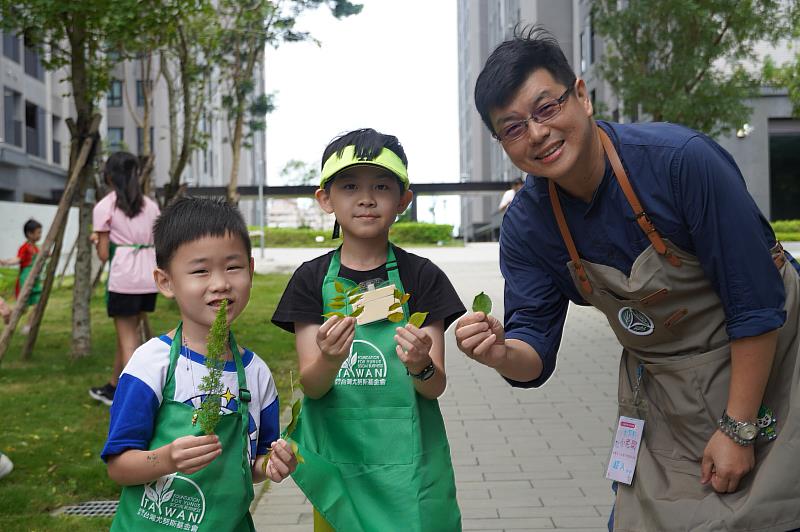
[264,0,461,226]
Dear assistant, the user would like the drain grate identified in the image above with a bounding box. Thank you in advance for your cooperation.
[54,500,118,517]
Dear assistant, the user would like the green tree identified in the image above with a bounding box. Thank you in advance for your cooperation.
[592,0,796,138]
[216,0,363,204]
[280,159,319,186]
[763,9,800,118]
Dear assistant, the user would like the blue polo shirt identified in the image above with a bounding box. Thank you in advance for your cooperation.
[501,120,793,388]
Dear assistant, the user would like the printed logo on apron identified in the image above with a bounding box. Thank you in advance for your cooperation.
[138,473,206,529]
[618,307,655,336]
[335,339,388,387]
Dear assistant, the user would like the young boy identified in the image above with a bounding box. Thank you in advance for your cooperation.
[0,219,44,334]
[272,128,465,531]
[102,197,296,531]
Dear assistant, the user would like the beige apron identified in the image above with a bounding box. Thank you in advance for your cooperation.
[547,127,800,532]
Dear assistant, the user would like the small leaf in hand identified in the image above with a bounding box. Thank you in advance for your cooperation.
[388,301,402,311]
[347,285,362,296]
[387,312,404,323]
[349,306,364,318]
[332,294,345,302]
[329,301,345,309]
[408,312,428,328]
[290,439,305,464]
[334,280,345,294]
[472,292,492,315]
[322,311,344,319]
[285,398,302,437]
[394,289,403,300]
[400,293,410,304]
[349,294,363,305]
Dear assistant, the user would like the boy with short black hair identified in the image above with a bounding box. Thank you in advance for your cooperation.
[272,128,465,531]
[102,196,296,531]
[0,218,44,334]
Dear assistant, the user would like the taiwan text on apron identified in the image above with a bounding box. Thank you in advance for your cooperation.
[289,245,462,531]
[547,127,800,532]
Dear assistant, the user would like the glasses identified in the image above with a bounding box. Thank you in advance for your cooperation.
[494,85,574,143]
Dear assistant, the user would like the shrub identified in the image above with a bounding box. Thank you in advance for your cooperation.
[389,222,453,244]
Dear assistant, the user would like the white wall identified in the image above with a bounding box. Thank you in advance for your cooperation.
[0,200,81,277]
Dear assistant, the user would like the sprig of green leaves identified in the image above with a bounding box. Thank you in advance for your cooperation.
[197,300,228,435]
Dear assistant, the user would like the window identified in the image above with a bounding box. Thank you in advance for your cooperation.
[135,80,152,107]
[25,101,45,158]
[107,80,123,107]
[24,37,44,81]
[2,31,20,63]
[52,115,62,165]
[107,127,124,152]
[137,127,153,155]
[3,89,22,147]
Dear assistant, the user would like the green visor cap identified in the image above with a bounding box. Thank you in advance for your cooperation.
[319,145,409,190]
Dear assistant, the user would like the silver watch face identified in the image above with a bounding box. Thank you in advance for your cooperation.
[738,424,759,441]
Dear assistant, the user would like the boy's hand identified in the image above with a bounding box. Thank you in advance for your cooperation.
[395,324,434,375]
[316,315,355,363]
[89,232,99,245]
[455,312,508,368]
[168,435,222,475]
[266,439,297,483]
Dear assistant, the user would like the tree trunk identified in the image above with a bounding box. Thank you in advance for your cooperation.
[71,164,94,358]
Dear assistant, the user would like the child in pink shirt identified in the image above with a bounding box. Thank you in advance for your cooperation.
[89,152,160,406]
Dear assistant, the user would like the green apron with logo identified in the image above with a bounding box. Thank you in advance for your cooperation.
[105,241,154,304]
[111,323,256,532]
[17,250,42,306]
[289,245,461,532]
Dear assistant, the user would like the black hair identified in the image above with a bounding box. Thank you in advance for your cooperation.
[474,25,577,136]
[23,218,42,237]
[153,196,252,270]
[512,177,525,186]
[321,128,408,192]
[105,151,144,218]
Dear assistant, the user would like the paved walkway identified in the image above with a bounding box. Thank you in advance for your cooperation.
[252,243,620,531]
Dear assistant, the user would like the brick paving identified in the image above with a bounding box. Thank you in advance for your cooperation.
[252,243,619,531]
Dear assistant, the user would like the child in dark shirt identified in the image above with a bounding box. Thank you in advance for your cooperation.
[272,128,465,531]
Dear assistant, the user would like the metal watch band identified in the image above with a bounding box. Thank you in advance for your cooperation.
[718,410,758,446]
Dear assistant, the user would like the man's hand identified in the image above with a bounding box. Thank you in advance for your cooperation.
[395,324,434,374]
[168,434,222,475]
[315,315,355,363]
[700,430,755,493]
[455,312,507,368]
[265,439,298,483]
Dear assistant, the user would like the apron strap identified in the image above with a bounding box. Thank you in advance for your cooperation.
[597,127,682,268]
[547,180,593,295]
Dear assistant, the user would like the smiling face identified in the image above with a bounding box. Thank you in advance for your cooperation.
[315,165,414,242]
[154,233,254,346]
[490,69,597,188]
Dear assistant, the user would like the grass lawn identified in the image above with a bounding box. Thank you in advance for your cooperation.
[0,269,296,531]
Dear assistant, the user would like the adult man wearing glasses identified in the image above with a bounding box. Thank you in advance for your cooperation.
[455,26,800,531]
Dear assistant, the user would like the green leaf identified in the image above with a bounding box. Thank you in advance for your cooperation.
[472,292,492,315]
[322,311,344,319]
[349,306,364,318]
[387,312,404,323]
[408,312,428,328]
[334,280,345,293]
[400,293,410,304]
[347,285,362,296]
[285,398,302,437]
[388,302,402,311]
[349,294,363,305]
[289,439,304,464]
[332,294,345,302]
[198,299,229,434]
[329,301,345,309]
[394,289,403,300]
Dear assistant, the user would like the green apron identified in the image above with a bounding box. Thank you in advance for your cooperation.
[289,244,461,532]
[111,323,256,532]
[18,251,42,306]
[105,241,154,304]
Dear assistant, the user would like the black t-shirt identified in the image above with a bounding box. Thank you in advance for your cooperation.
[272,244,466,333]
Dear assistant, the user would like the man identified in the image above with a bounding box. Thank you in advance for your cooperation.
[498,176,524,212]
[455,26,800,531]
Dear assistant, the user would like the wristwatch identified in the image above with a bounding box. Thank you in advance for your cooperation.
[718,410,759,446]
[408,362,436,381]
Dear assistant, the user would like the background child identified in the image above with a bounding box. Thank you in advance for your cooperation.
[272,128,465,531]
[0,218,44,334]
[102,197,296,531]
[89,151,161,406]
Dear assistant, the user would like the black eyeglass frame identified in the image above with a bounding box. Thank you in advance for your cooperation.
[493,84,575,143]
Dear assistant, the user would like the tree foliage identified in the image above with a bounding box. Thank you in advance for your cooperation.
[762,8,800,117]
[592,0,796,137]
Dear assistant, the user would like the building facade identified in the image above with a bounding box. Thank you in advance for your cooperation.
[457,0,800,235]
[0,29,70,203]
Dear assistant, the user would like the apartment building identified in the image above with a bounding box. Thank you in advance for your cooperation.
[458,0,799,236]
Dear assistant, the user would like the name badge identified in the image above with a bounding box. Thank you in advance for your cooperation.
[605,416,645,485]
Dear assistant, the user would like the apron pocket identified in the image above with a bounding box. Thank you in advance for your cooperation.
[323,406,413,465]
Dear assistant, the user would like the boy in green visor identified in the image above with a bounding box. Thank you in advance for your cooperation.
[272,128,465,531]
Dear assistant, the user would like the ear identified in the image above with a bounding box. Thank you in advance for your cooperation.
[315,188,335,214]
[153,268,175,299]
[575,78,593,117]
[398,189,414,214]
[249,256,255,279]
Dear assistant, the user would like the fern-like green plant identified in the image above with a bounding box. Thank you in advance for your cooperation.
[197,300,228,434]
